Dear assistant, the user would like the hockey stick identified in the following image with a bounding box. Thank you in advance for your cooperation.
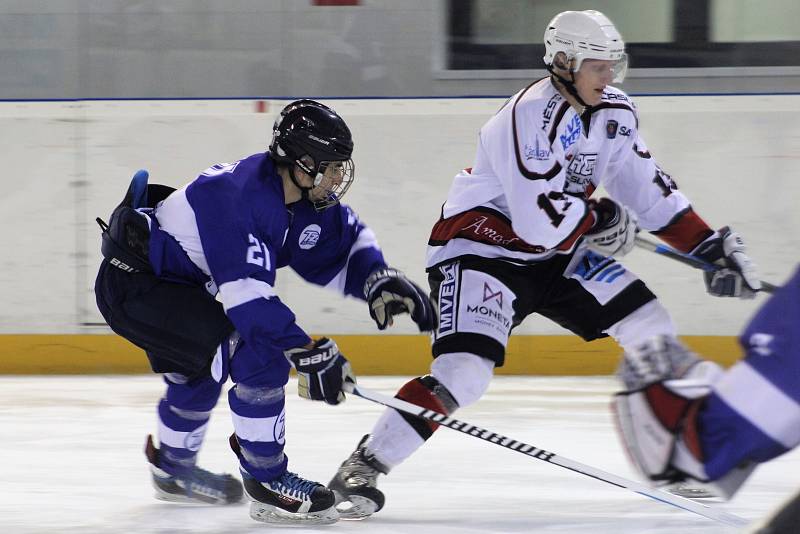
[634,236,779,294]
[344,382,748,528]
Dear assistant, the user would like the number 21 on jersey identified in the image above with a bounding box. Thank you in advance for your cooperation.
[246,234,271,270]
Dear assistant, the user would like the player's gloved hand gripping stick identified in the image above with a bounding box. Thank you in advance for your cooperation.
[634,235,778,294]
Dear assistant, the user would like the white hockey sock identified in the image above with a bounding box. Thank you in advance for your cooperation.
[367,352,494,469]
[605,299,677,349]
[367,408,426,469]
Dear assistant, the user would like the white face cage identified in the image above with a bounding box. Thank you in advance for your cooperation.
[307,159,355,211]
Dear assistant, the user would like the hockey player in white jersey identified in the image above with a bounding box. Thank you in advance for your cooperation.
[95,100,436,525]
[328,10,762,518]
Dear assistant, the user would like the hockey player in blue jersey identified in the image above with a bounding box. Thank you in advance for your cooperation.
[94,99,436,525]
[614,265,800,525]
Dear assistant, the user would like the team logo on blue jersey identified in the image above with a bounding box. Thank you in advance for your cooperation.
[560,115,582,150]
[184,427,205,452]
[273,409,286,445]
[749,333,774,356]
[299,224,321,250]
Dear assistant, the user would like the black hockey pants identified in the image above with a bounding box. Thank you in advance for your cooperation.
[95,261,235,379]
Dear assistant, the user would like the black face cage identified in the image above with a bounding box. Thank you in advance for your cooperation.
[310,158,355,211]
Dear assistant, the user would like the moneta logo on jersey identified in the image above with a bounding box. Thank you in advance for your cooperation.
[483,282,503,308]
[299,224,321,249]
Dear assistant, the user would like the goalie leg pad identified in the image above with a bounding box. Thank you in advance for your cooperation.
[614,377,717,485]
[613,384,701,481]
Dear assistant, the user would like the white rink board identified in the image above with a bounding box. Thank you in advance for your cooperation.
[1,96,799,334]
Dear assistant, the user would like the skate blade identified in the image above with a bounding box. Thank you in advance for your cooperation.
[666,483,718,500]
[153,486,241,506]
[154,487,216,505]
[334,495,379,520]
[249,502,339,525]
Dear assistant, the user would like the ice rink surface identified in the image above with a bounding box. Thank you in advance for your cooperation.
[2,375,797,534]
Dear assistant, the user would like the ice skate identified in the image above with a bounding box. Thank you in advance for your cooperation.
[145,435,244,505]
[328,434,388,520]
[242,469,338,525]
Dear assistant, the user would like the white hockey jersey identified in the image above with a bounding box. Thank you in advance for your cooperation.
[427,78,712,268]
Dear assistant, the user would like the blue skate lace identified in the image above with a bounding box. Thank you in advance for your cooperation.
[273,471,319,499]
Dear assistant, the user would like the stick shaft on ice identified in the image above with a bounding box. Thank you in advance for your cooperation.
[345,382,748,528]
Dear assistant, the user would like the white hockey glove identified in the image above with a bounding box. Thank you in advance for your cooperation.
[613,336,726,488]
[285,338,355,405]
[583,198,638,258]
[364,268,437,332]
[691,226,761,299]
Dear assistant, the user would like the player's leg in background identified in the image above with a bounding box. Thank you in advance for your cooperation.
[227,344,339,525]
[145,371,243,504]
[154,372,222,471]
[96,263,244,504]
[329,259,525,519]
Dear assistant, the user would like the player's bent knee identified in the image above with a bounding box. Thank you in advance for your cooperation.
[395,375,459,439]
[431,352,495,408]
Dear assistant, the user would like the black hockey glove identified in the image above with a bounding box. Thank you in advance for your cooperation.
[364,268,437,332]
[285,338,355,405]
[691,226,760,298]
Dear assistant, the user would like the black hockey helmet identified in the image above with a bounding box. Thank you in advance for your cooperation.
[269,99,355,210]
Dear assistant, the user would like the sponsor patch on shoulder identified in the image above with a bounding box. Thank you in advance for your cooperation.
[606,120,618,139]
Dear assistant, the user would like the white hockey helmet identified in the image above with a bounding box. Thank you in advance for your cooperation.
[543,10,628,83]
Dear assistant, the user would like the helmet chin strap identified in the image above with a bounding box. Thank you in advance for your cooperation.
[289,166,315,201]
[547,64,592,113]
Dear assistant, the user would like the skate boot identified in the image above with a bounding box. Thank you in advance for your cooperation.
[328,434,389,519]
[242,470,338,525]
[144,435,244,505]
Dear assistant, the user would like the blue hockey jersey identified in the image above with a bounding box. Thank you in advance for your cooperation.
[146,152,387,363]
[700,266,800,479]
